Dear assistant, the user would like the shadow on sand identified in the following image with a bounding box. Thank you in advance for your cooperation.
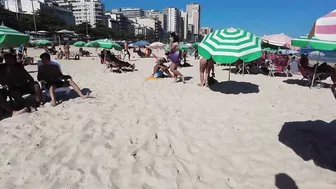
[44,88,92,103]
[279,120,336,172]
[209,81,259,94]
[283,79,331,88]
[275,173,299,189]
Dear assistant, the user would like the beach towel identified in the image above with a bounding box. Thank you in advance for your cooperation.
[145,76,163,81]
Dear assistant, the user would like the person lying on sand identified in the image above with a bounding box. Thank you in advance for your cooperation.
[152,57,173,78]
[105,50,135,72]
[39,53,90,107]
[199,57,215,87]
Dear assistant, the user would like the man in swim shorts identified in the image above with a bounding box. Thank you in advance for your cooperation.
[152,57,173,78]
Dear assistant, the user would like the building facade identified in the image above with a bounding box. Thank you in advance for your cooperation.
[131,17,162,41]
[180,10,188,40]
[111,8,144,19]
[55,0,104,26]
[186,3,200,35]
[200,27,213,36]
[163,7,181,36]
[105,12,133,34]
[5,0,75,25]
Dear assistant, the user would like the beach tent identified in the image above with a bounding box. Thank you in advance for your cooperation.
[0,25,29,48]
[198,27,262,80]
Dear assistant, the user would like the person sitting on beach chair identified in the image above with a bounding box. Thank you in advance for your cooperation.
[38,53,90,107]
[79,48,91,57]
[104,50,135,72]
[1,53,43,111]
[152,57,173,78]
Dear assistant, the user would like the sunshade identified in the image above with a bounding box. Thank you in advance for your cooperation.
[309,9,336,41]
[36,39,52,45]
[262,33,294,48]
[291,35,336,51]
[96,39,122,50]
[178,43,189,51]
[85,41,100,48]
[149,42,165,49]
[198,27,262,63]
[73,41,86,47]
[192,42,200,48]
[0,25,29,48]
[133,40,150,47]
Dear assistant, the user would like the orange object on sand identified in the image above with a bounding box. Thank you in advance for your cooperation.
[145,76,162,81]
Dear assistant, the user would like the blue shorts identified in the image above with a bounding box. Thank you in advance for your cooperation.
[154,71,163,78]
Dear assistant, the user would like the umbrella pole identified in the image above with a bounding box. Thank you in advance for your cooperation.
[310,51,321,89]
[228,64,231,81]
[243,61,245,75]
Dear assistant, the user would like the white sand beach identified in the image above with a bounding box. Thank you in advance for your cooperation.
[0,48,335,189]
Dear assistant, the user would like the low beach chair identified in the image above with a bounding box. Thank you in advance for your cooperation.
[298,65,326,87]
[268,55,289,77]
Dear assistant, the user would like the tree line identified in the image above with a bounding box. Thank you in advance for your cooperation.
[0,7,152,41]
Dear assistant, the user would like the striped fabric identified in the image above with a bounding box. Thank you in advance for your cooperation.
[313,9,336,41]
[291,34,336,51]
[0,25,29,48]
[96,39,121,50]
[198,28,262,63]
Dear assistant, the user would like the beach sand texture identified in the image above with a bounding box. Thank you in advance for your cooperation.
[0,48,335,189]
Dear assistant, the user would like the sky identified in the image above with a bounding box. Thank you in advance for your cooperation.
[102,0,335,38]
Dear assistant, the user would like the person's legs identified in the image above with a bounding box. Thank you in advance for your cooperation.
[199,58,207,86]
[170,63,184,83]
[48,85,57,107]
[127,52,131,61]
[162,66,173,78]
[33,82,42,107]
[68,80,90,99]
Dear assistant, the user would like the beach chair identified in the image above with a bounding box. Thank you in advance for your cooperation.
[298,65,326,87]
[268,55,289,77]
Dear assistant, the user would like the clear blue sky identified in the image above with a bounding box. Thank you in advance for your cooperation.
[101,0,334,38]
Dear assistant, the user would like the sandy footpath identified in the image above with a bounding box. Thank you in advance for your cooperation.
[0,47,335,189]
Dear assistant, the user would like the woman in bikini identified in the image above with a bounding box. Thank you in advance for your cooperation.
[199,58,215,87]
[169,32,184,83]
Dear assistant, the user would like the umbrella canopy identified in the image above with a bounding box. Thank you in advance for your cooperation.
[309,9,336,41]
[133,40,150,47]
[149,42,165,49]
[179,43,189,51]
[192,42,200,48]
[261,33,293,48]
[0,25,29,48]
[309,50,325,56]
[73,41,86,47]
[36,39,52,46]
[198,28,262,63]
[56,29,74,34]
[96,39,121,50]
[291,35,336,51]
[85,41,100,48]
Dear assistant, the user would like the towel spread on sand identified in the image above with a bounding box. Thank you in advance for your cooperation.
[145,76,163,81]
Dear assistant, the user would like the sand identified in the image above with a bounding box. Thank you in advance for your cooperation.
[0,47,335,189]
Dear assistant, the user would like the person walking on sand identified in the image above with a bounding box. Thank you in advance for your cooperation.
[199,58,215,87]
[169,32,184,83]
[63,42,70,60]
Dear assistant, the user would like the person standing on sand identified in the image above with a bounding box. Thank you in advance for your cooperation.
[63,42,70,60]
[169,32,184,83]
[199,58,215,87]
[123,42,131,61]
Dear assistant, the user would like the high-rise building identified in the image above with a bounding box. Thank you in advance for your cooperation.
[163,7,181,36]
[186,3,200,34]
[5,0,75,25]
[200,27,213,36]
[130,17,162,40]
[111,8,144,19]
[55,0,104,26]
[105,12,133,34]
[180,10,188,40]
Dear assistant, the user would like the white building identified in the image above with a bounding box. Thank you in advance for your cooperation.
[200,26,213,36]
[163,7,181,36]
[55,0,104,26]
[186,3,201,34]
[112,8,144,19]
[180,10,188,40]
[5,0,75,25]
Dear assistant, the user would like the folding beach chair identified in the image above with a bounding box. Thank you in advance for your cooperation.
[268,55,289,77]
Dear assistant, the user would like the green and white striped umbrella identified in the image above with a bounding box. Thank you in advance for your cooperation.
[73,41,86,47]
[198,28,262,63]
[192,42,200,48]
[36,39,51,46]
[291,35,336,51]
[85,41,100,48]
[0,25,29,48]
[96,39,121,50]
[164,43,189,51]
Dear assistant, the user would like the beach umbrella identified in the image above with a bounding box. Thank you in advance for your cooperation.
[198,27,262,63]
[149,41,165,49]
[36,39,52,46]
[261,33,295,49]
[0,25,29,48]
[291,35,336,51]
[308,9,336,41]
[133,40,150,47]
[309,50,325,57]
[95,39,122,50]
[179,43,189,51]
[85,41,100,48]
[192,42,200,48]
[73,41,86,47]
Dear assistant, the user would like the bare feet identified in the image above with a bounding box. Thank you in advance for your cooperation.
[12,107,28,116]
[181,76,185,83]
[50,101,57,107]
[197,83,204,87]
